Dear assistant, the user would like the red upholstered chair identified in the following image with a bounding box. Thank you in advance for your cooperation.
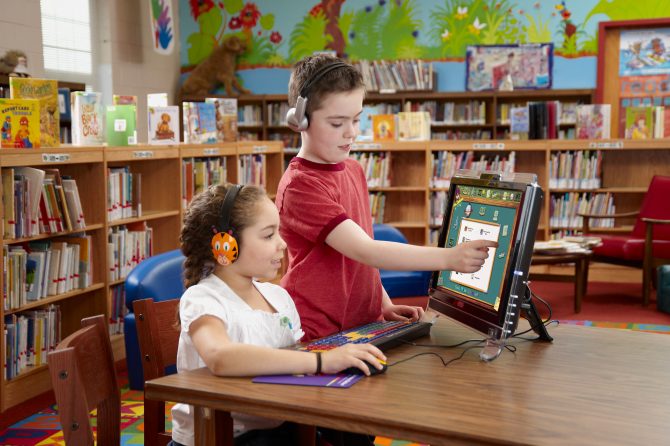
[581,175,670,306]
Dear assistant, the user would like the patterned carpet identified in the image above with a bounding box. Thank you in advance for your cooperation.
[0,373,424,445]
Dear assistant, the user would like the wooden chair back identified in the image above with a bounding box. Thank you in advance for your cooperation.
[134,298,180,446]
[48,315,120,446]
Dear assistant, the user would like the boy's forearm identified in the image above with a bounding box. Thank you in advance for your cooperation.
[361,240,450,271]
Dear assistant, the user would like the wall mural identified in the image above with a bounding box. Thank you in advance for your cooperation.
[180,0,670,91]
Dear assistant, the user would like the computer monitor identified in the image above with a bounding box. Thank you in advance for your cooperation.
[428,169,552,361]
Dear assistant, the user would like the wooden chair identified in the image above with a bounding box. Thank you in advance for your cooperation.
[134,297,181,446]
[581,175,670,305]
[47,315,120,446]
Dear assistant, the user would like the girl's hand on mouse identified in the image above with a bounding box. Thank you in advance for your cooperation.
[320,344,386,376]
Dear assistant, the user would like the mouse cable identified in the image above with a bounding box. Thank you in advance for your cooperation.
[399,338,486,349]
[389,345,482,369]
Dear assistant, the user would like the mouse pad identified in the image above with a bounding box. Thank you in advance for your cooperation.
[253,373,363,388]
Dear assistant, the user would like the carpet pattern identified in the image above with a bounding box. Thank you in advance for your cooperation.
[0,375,424,445]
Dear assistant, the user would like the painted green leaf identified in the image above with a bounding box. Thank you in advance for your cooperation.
[289,13,331,61]
[260,14,275,30]
[240,34,275,65]
[226,0,244,15]
[585,1,670,24]
[198,8,222,37]
[187,32,216,66]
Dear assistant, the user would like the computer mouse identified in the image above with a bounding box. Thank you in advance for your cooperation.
[341,360,387,376]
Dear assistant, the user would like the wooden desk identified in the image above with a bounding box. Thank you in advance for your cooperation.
[145,319,670,446]
[530,252,591,312]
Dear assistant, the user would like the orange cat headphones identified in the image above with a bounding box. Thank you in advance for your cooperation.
[211,184,243,266]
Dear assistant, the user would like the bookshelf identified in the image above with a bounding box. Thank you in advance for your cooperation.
[0,141,283,413]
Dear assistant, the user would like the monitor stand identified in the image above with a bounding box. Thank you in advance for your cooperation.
[480,286,553,361]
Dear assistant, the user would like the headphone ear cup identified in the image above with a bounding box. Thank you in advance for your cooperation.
[286,96,309,132]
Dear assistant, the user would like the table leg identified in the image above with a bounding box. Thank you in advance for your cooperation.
[194,406,234,446]
[574,258,588,313]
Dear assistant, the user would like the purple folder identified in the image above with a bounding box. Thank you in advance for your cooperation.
[252,373,363,388]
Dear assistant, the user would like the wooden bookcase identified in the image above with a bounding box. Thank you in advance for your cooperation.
[0,141,282,413]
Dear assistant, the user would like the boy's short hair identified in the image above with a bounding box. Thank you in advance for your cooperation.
[288,55,365,119]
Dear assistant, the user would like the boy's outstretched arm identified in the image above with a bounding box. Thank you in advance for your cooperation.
[325,219,498,273]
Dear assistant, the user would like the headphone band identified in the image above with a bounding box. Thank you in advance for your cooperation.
[218,184,243,234]
[299,62,348,98]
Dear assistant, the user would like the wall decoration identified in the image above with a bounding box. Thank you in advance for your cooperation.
[619,27,670,76]
[150,0,175,54]
[465,44,553,91]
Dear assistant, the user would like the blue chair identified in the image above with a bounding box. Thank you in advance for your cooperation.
[124,249,185,390]
[373,224,432,298]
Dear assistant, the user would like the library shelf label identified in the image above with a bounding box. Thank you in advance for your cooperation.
[473,142,505,150]
[133,150,155,159]
[42,153,71,163]
[589,141,623,149]
[252,145,268,153]
[203,148,219,155]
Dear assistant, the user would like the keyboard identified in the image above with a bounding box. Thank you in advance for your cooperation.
[299,320,432,353]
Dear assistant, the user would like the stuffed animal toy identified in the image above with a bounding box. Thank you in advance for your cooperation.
[181,35,250,97]
[0,50,30,77]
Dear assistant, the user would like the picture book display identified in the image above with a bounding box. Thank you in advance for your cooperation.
[624,106,653,139]
[575,104,611,139]
[206,97,238,142]
[372,114,396,142]
[112,94,139,127]
[71,91,104,146]
[148,105,179,145]
[182,101,217,144]
[0,98,41,148]
[106,105,138,146]
[9,77,60,147]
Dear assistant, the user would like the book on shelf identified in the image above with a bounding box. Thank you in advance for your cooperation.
[9,77,60,147]
[397,111,430,141]
[575,104,611,139]
[182,101,217,144]
[106,104,138,146]
[624,106,654,139]
[206,97,238,142]
[147,105,179,145]
[71,91,104,146]
[372,114,396,142]
[147,92,169,107]
[112,94,139,128]
[0,98,41,148]
[57,88,71,121]
[509,106,529,139]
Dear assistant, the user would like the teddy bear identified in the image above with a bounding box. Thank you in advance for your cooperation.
[0,50,30,77]
[180,35,250,97]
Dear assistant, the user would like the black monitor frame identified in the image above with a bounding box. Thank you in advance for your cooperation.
[428,170,552,360]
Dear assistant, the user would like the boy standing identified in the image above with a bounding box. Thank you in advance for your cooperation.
[276,55,496,342]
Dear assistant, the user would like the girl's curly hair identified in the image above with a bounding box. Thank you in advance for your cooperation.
[180,183,267,288]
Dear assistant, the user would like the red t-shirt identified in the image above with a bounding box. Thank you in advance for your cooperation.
[276,157,383,341]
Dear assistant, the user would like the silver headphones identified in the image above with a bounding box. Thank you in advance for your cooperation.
[286,62,348,132]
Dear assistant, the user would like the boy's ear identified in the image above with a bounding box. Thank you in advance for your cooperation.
[286,96,309,132]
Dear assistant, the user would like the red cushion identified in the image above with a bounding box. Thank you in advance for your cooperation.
[632,175,670,239]
[593,235,670,261]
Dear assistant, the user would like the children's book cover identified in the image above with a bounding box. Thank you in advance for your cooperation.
[71,91,103,146]
[148,105,179,145]
[58,88,71,121]
[9,78,59,147]
[357,105,380,142]
[576,104,611,140]
[182,102,217,144]
[206,97,238,142]
[624,106,653,139]
[113,94,139,125]
[372,114,396,142]
[106,105,137,146]
[510,106,530,134]
[0,98,41,148]
[147,92,169,107]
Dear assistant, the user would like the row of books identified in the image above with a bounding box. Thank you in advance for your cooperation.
[238,154,267,188]
[499,102,578,125]
[413,100,487,125]
[107,167,142,222]
[431,151,516,188]
[268,132,300,150]
[182,157,228,209]
[107,224,153,282]
[182,98,237,144]
[369,192,386,225]
[354,59,434,92]
[623,105,670,139]
[549,151,602,189]
[432,129,493,140]
[267,102,290,126]
[430,191,448,226]
[350,152,392,188]
[509,103,612,140]
[3,236,92,311]
[549,192,616,229]
[2,167,85,240]
[4,304,61,379]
